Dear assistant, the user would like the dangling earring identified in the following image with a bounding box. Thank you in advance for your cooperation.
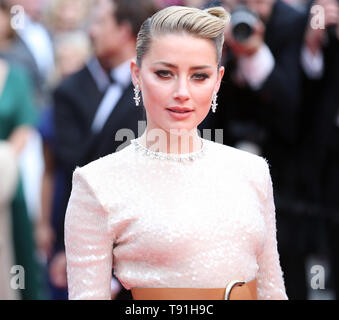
[211,92,218,113]
[134,84,141,106]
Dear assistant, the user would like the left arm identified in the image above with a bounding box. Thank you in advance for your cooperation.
[64,168,115,300]
[256,161,288,300]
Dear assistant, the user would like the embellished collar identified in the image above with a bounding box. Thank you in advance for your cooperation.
[131,137,207,162]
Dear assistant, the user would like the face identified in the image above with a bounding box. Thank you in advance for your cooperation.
[131,33,224,136]
[89,0,127,61]
[56,43,89,79]
[54,0,87,32]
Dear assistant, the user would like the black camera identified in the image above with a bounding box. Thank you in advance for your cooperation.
[231,5,258,42]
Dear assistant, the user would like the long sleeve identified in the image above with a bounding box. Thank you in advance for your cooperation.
[64,168,114,300]
[256,162,288,300]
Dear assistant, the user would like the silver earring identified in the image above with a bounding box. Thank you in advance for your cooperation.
[134,84,141,106]
[211,92,218,113]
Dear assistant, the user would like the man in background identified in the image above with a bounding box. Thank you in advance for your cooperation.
[52,0,159,299]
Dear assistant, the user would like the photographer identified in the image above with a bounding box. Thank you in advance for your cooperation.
[198,0,308,298]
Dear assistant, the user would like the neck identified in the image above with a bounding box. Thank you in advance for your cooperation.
[139,128,202,155]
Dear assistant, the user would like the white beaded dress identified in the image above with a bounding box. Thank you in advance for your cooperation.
[64,137,288,300]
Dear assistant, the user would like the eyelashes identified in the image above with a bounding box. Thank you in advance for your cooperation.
[154,70,210,81]
[154,70,172,78]
[192,73,210,81]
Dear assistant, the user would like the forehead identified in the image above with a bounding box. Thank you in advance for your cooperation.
[143,33,218,67]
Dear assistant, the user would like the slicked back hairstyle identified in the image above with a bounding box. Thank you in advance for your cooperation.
[136,5,230,68]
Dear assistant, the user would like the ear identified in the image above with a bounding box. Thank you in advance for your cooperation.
[130,59,141,88]
[214,66,225,93]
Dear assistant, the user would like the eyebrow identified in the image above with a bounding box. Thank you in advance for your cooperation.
[152,61,213,70]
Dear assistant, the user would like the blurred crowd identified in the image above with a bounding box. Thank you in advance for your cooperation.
[0,0,338,300]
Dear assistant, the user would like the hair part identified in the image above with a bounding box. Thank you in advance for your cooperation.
[136,5,230,68]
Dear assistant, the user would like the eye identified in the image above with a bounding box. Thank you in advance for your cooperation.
[192,73,209,81]
[154,70,173,79]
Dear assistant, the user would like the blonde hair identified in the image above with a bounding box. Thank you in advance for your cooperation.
[136,5,230,68]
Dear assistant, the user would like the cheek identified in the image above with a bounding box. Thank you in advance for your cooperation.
[141,75,172,108]
[191,85,215,108]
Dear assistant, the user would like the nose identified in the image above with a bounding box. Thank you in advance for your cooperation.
[173,76,190,102]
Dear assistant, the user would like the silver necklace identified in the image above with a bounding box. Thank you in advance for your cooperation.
[131,137,207,162]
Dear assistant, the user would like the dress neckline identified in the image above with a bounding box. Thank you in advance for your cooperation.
[131,137,208,162]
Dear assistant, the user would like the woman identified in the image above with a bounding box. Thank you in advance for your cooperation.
[0,58,41,299]
[65,5,287,300]
[0,0,42,299]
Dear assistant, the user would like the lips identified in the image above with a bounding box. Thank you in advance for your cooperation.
[166,107,194,120]
[166,107,194,113]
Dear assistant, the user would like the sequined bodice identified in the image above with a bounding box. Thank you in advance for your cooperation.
[64,138,288,300]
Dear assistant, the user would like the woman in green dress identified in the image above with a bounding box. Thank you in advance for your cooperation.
[0,0,43,299]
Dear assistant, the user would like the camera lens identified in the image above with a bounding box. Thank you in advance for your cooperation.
[231,5,258,42]
[233,22,253,42]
